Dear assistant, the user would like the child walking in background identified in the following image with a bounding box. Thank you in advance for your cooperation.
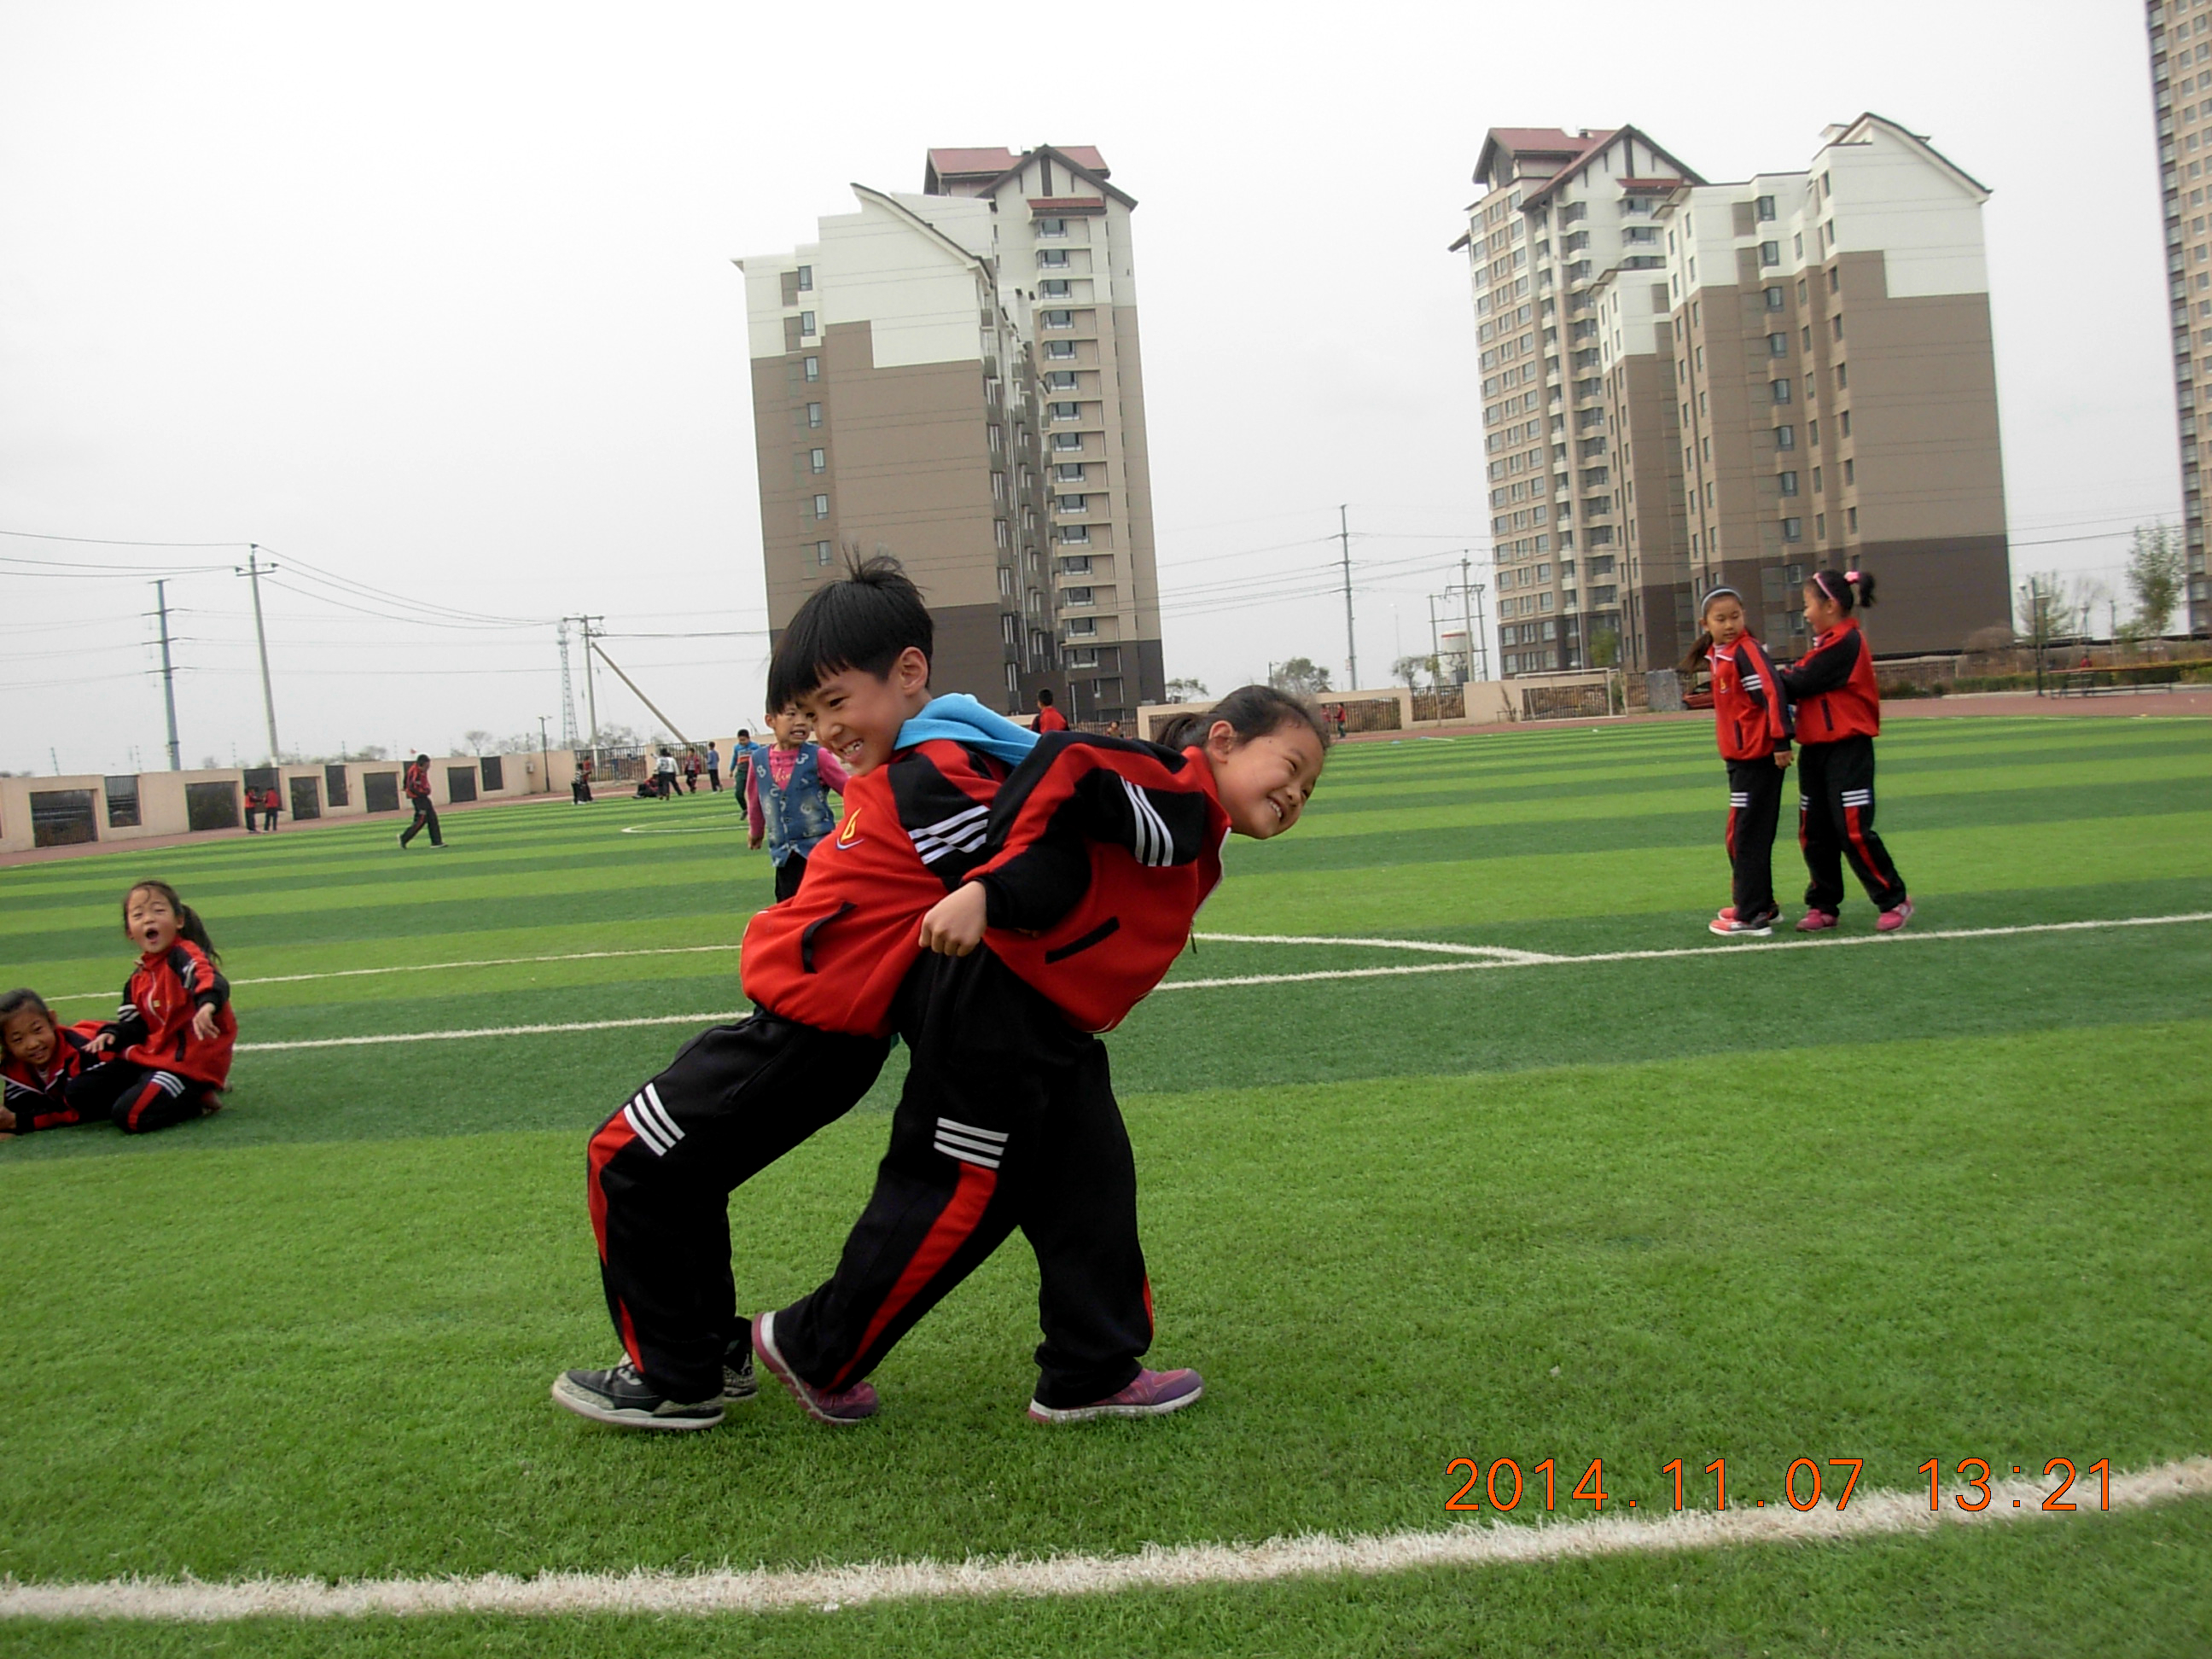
[1778,568,1912,933]
[754,686,1329,1429]
[0,989,114,1136]
[66,881,236,1132]
[747,704,849,903]
[1682,589,1794,939]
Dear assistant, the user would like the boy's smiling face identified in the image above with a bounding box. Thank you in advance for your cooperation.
[798,647,933,776]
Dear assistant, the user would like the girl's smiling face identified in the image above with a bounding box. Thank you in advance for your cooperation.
[2,1006,55,1071]
[1203,719,1326,841]
[125,887,181,956]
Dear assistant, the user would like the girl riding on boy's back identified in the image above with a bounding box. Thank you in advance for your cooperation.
[71,880,237,1132]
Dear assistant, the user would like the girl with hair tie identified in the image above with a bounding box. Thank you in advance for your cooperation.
[1777,568,1912,933]
[1681,586,1794,938]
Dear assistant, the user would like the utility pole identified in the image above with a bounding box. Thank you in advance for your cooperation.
[1458,552,1476,687]
[538,715,551,796]
[1426,596,1441,672]
[1470,581,1492,682]
[153,579,182,770]
[573,615,605,761]
[238,545,281,760]
[1338,504,1358,690]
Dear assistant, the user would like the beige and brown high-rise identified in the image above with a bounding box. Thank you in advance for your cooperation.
[737,148,1163,725]
[2151,0,2212,632]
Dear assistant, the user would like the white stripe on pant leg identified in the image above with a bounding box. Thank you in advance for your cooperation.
[936,1117,1010,1145]
[637,1082,684,1148]
[622,1099,672,1155]
[933,1132,1008,1165]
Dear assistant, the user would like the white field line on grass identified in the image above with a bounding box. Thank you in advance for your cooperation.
[220,911,2212,1053]
[3,1456,2205,1622]
[47,945,746,1005]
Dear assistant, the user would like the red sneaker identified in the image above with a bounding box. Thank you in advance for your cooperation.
[1876,899,1915,934]
[752,1309,879,1425]
[1028,1367,1205,1424]
[1794,910,1840,934]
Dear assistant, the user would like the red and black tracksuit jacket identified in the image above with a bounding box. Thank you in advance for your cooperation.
[113,941,236,1087]
[404,761,431,800]
[1778,616,1907,913]
[1708,635,1793,920]
[585,738,1014,1400]
[1,1022,111,1132]
[765,736,1231,1409]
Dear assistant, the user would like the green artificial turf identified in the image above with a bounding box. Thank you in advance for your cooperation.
[2,714,2208,1653]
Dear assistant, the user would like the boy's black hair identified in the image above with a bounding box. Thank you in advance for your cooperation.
[1155,684,1330,753]
[122,879,221,965]
[1035,688,1056,707]
[414,753,429,765]
[766,555,932,710]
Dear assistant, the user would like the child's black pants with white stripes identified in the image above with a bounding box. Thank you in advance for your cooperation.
[67,1062,213,1133]
[586,1012,890,1401]
[767,947,1153,1412]
[1724,758,1786,920]
[1796,734,1907,914]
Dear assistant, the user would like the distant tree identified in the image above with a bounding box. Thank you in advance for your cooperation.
[352,744,390,761]
[494,731,543,754]
[2126,522,2185,638]
[2015,571,2068,644]
[1270,656,1332,697]
[1390,654,1438,690]
[1587,628,1621,669]
[1162,677,1209,703]
[462,729,495,754]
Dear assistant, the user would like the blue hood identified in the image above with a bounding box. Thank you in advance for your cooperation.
[894,693,1040,766]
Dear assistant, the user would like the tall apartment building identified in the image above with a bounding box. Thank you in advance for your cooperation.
[736,147,1163,725]
[2150,0,2212,632]
[1454,128,1703,677]
[1660,115,2010,658]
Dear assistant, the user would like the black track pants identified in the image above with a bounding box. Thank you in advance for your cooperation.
[400,798,442,846]
[1725,758,1786,920]
[770,949,1152,1411]
[586,1012,891,1400]
[67,1062,213,1133]
[772,851,809,905]
[1797,735,1907,914]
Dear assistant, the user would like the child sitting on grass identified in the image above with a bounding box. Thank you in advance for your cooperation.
[746,701,848,903]
[0,989,114,1137]
[66,880,236,1133]
[754,685,1329,1428]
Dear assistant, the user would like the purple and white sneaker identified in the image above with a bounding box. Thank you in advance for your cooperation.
[1876,899,1915,934]
[1028,1367,1205,1424]
[752,1308,880,1425]
[1795,910,1840,934]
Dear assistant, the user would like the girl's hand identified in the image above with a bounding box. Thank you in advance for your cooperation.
[917,884,989,957]
[85,1031,113,1055]
[191,1004,221,1042]
[1775,750,1792,770]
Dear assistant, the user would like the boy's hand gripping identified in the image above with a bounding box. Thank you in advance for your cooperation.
[917,882,989,958]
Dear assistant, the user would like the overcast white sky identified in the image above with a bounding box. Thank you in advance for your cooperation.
[0,0,2180,774]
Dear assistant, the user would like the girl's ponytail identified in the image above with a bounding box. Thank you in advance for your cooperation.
[1155,684,1330,754]
[1813,567,1877,614]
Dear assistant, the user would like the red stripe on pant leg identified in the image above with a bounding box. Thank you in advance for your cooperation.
[586,1114,645,1369]
[1142,1276,1155,1341]
[123,1078,166,1132]
[1844,804,1876,883]
[830,1161,999,1388]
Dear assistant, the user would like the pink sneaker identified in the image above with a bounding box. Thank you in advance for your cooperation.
[1716,905,1737,921]
[1795,910,1840,933]
[1876,899,1914,934]
[1028,1367,1205,1424]
[752,1309,880,1425]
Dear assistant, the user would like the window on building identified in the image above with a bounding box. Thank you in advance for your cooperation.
[1764,285,1785,310]
[1758,241,1780,266]
[1813,467,1823,492]
[1782,516,1803,542]
[1847,505,1858,533]
[1774,424,1796,451]
[1049,400,1080,420]
[998,566,1015,597]
[796,265,813,291]
[1836,361,1848,389]
[1840,410,1852,436]
[808,447,825,473]
[1768,332,1789,357]
[1002,614,1019,644]
[1057,493,1088,513]
[799,311,816,335]
[1058,524,1090,544]
[1771,379,1793,405]
[1042,310,1074,329]
[1778,470,1800,496]
[812,493,829,518]
[1808,418,1819,446]
[994,520,1010,550]
[806,401,823,428]
[1062,585,1094,607]
[1827,266,1842,294]
[1815,514,1826,538]
[1046,340,1077,359]
[803,356,819,381]
[814,540,832,566]
[1755,195,1777,221]
[1035,217,1067,237]
[1843,457,1855,485]
[1793,233,1805,259]
[1055,463,1085,482]
[1039,247,1069,267]
[1065,616,1097,637]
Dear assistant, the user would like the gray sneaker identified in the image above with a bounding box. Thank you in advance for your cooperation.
[723,1336,758,1403]
[550,1359,724,1430]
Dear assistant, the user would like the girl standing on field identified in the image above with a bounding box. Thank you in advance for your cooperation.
[1777,568,1912,933]
[1683,588,1794,939]
[67,880,237,1132]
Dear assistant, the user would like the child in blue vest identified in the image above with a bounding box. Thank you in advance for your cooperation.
[747,702,849,902]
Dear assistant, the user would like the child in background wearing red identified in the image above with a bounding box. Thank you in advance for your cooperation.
[1682,587,1793,938]
[0,989,114,1136]
[66,880,236,1132]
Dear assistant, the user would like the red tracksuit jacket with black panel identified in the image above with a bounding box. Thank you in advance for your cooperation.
[2,1021,110,1131]
[963,734,1231,1033]
[112,940,236,1088]
[741,739,1012,1038]
[1709,636,1795,760]
[1779,616,1881,742]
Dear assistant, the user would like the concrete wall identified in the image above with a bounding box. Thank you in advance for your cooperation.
[0,750,569,854]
